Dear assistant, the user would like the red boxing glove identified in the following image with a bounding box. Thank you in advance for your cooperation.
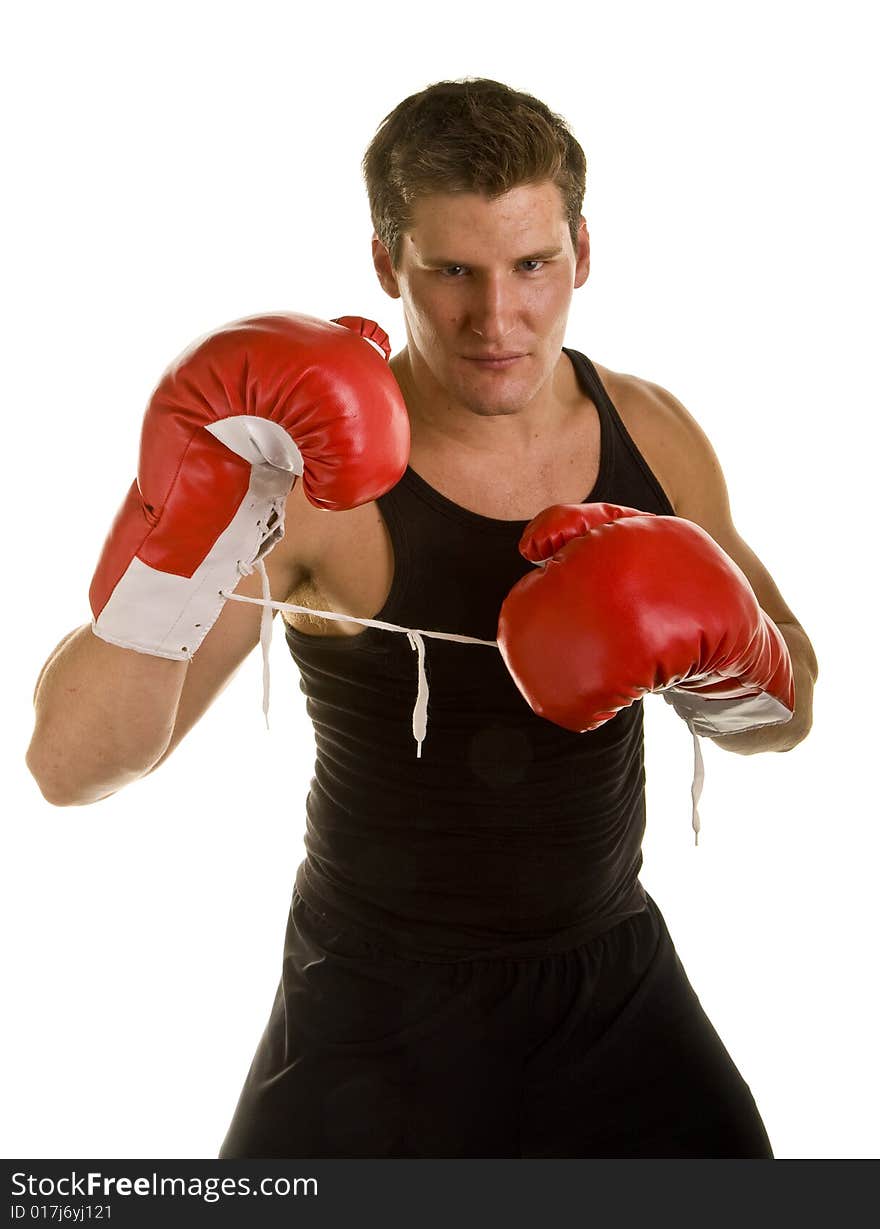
[90,312,409,659]
[497,503,795,737]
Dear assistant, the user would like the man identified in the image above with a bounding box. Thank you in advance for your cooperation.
[26,78,817,1158]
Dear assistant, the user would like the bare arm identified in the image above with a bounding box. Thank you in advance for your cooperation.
[26,525,307,807]
[26,308,408,809]
[26,626,187,806]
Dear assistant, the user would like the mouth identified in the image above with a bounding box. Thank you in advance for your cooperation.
[462,353,526,369]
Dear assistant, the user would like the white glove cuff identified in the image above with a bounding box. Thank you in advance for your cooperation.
[662,687,793,737]
[93,460,295,660]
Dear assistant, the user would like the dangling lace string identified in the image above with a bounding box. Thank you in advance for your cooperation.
[689,723,704,847]
[407,632,429,757]
[258,559,273,729]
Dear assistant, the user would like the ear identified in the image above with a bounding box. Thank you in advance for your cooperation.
[573,217,590,288]
[372,235,401,300]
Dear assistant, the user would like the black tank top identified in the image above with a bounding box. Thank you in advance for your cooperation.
[286,349,675,961]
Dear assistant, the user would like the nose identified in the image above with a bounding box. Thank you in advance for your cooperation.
[468,273,516,342]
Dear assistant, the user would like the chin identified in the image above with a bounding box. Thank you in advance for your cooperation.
[456,373,544,417]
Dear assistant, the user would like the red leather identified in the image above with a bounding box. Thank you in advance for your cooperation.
[497,502,795,733]
[331,315,391,360]
[90,312,409,620]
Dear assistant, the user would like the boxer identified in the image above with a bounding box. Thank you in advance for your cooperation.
[27,78,817,1158]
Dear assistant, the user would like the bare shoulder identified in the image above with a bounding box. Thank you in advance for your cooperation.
[590,362,699,511]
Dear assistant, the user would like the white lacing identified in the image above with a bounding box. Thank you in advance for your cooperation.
[223,558,704,845]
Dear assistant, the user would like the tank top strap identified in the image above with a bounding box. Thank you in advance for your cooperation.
[563,348,675,516]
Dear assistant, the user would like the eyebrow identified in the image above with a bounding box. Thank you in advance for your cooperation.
[420,246,565,268]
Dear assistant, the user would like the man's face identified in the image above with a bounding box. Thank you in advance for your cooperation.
[373,180,590,418]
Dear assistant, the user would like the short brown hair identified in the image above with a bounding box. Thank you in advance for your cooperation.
[363,78,587,269]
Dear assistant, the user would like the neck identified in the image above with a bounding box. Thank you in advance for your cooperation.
[390,348,576,456]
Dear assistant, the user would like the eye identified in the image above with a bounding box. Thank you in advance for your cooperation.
[520,260,545,273]
[438,265,468,278]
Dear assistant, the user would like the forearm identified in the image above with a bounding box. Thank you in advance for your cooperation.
[709,622,818,756]
[26,624,188,806]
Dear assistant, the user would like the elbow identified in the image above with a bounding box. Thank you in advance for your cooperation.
[37,783,114,808]
[25,746,118,809]
[26,768,103,810]
[27,771,96,809]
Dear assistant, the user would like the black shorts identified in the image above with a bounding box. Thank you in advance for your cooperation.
[219,888,773,1159]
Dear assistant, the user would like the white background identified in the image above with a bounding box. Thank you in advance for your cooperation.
[3,0,877,1160]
